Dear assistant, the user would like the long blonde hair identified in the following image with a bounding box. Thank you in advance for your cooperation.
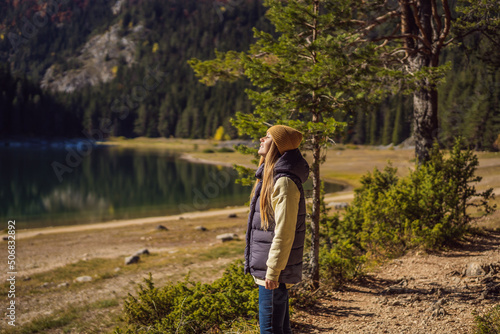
[250,141,282,230]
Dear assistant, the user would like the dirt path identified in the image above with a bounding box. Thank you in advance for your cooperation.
[293,231,500,333]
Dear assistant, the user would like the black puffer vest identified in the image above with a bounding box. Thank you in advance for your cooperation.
[244,149,309,284]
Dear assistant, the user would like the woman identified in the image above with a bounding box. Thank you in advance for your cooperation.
[244,125,310,334]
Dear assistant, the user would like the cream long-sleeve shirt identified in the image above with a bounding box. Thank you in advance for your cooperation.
[254,176,300,287]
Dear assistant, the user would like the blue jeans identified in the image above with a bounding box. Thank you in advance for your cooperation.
[258,283,292,334]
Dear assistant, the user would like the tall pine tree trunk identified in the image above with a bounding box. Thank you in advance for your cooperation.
[410,54,439,163]
[400,0,445,163]
[310,131,321,288]
[308,0,321,290]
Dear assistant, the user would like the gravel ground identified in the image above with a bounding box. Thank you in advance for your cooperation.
[292,230,500,334]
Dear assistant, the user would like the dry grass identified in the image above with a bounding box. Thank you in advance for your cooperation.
[474,196,500,230]
[320,146,416,187]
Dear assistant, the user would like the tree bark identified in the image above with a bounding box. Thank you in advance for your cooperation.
[412,80,439,164]
[308,0,321,289]
[410,54,439,164]
[309,134,321,288]
[400,0,442,164]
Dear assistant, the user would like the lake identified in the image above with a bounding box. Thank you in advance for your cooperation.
[0,144,344,229]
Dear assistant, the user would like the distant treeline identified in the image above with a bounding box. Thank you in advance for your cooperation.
[0,0,499,149]
[0,64,82,138]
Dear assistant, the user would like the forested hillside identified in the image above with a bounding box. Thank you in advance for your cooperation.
[0,64,82,138]
[0,0,498,149]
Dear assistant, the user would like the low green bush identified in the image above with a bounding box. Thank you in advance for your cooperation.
[114,261,258,334]
[309,182,367,285]
[202,148,215,153]
[320,139,496,284]
[217,147,235,153]
[474,304,500,334]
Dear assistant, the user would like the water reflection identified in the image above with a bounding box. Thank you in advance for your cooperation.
[0,146,344,229]
[0,146,251,229]
[41,187,109,212]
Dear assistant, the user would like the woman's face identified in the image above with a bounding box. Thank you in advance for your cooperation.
[258,133,273,157]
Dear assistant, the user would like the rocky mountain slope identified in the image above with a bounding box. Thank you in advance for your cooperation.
[41,23,142,93]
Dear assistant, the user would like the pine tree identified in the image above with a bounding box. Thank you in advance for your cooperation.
[392,102,404,145]
[381,99,394,146]
[351,111,366,145]
[190,0,384,288]
[368,109,378,146]
[158,102,171,138]
[358,0,500,162]
[134,104,148,136]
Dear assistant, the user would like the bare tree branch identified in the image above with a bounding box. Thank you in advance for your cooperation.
[348,19,367,25]
[371,33,429,47]
[430,0,442,38]
[443,27,482,47]
[375,39,390,49]
[303,22,316,30]
[436,0,452,52]
[442,37,455,47]
[482,31,500,48]
[298,54,314,61]
[359,9,401,33]
[408,2,433,50]
[388,47,417,55]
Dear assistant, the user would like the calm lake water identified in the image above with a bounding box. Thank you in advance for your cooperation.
[0,145,343,229]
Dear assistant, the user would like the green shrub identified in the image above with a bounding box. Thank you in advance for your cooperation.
[319,213,366,285]
[320,139,496,284]
[313,180,367,285]
[355,140,493,253]
[217,147,235,153]
[202,148,215,153]
[115,261,258,334]
[345,144,359,150]
[474,304,500,334]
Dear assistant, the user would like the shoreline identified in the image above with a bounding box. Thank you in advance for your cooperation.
[13,206,248,239]
[10,191,354,240]
[179,151,355,189]
[7,145,353,240]
[179,152,240,168]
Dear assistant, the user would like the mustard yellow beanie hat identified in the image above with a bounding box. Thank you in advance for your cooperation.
[268,125,303,155]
